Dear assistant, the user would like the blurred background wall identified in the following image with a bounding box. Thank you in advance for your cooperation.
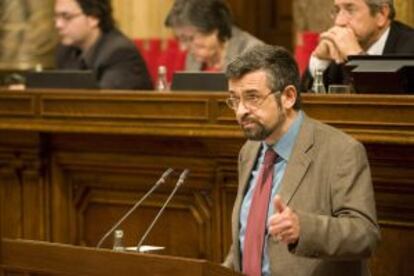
[0,0,57,70]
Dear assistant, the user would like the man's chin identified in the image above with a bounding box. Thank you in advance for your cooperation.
[60,38,75,46]
[242,128,265,141]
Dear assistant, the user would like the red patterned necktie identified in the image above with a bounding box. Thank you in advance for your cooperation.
[242,148,278,276]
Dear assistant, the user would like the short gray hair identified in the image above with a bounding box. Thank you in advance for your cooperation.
[164,0,233,42]
[365,0,395,19]
[226,44,301,110]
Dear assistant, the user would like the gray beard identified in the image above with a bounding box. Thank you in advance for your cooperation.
[241,112,286,141]
[242,122,274,141]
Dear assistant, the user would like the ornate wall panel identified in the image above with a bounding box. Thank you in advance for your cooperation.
[395,0,414,26]
[112,0,174,39]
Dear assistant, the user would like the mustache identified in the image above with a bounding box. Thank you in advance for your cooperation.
[240,114,258,124]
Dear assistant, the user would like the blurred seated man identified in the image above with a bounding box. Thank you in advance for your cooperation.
[54,0,153,90]
[303,0,414,90]
[165,0,263,72]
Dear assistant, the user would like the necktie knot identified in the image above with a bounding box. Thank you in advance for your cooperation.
[264,148,277,167]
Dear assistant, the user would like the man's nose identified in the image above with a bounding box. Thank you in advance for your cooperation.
[334,10,350,27]
[236,101,249,121]
[55,18,64,29]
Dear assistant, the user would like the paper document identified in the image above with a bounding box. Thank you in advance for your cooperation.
[125,245,165,253]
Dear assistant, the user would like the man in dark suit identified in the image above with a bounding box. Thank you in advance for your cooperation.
[223,44,380,276]
[304,0,414,90]
[54,0,153,90]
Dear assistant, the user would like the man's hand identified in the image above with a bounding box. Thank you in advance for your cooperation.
[313,37,345,63]
[320,26,363,59]
[268,195,300,245]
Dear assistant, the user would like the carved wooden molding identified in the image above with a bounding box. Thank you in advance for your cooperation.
[0,90,412,144]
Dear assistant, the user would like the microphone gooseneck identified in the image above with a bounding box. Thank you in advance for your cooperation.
[136,169,189,251]
[96,168,174,248]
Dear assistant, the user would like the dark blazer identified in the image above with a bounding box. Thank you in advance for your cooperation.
[56,29,153,90]
[302,20,414,91]
[224,114,380,276]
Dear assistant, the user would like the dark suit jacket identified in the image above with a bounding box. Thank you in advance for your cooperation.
[56,29,153,90]
[224,114,380,276]
[302,20,414,91]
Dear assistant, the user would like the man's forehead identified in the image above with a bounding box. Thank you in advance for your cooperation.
[55,0,81,11]
[228,71,269,93]
[335,0,364,5]
[230,71,267,85]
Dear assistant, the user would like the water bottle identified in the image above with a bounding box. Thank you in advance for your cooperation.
[156,65,169,91]
[113,229,125,252]
[311,70,326,94]
[34,63,43,72]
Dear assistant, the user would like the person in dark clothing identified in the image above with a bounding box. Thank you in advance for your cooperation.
[54,0,153,90]
[302,0,414,91]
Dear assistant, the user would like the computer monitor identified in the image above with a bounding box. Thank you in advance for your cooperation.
[346,55,414,94]
[171,72,228,91]
[26,70,98,89]
[0,70,26,86]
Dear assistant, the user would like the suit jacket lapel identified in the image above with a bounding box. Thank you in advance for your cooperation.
[240,142,261,192]
[279,116,314,205]
[234,141,261,237]
[232,141,261,270]
[383,21,398,53]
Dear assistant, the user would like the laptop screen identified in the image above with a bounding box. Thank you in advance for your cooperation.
[171,72,228,91]
[346,55,414,94]
[26,70,99,89]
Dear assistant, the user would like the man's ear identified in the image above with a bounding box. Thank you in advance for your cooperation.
[376,4,391,27]
[87,16,100,29]
[281,85,297,109]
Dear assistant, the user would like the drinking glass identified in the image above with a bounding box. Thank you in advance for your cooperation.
[328,84,352,94]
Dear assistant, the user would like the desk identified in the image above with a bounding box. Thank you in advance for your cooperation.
[0,89,413,275]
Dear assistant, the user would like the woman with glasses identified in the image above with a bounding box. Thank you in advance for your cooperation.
[164,0,263,72]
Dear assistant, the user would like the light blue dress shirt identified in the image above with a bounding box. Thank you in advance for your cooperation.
[239,111,304,275]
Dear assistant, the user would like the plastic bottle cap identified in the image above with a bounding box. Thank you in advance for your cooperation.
[158,66,167,74]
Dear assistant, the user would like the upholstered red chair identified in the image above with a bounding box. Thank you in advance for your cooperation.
[157,39,186,83]
[135,38,187,85]
[294,32,319,76]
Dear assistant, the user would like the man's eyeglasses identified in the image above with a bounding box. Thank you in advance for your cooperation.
[226,90,281,111]
[54,12,84,23]
[330,5,358,20]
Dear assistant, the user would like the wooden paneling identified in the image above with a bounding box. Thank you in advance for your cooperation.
[227,0,293,49]
[0,89,413,275]
[396,0,414,27]
[112,0,174,39]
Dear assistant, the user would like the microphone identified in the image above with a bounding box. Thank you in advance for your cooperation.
[136,169,189,251]
[96,168,174,248]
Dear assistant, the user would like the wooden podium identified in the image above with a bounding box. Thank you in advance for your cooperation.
[0,239,242,276]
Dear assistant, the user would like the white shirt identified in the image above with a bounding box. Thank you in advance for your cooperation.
[309,26,391,77]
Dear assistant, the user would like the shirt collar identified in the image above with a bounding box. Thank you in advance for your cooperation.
[262,111,304,161]
[367,26,390,55]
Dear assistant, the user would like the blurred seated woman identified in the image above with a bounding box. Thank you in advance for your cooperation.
[165,0,263,72]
